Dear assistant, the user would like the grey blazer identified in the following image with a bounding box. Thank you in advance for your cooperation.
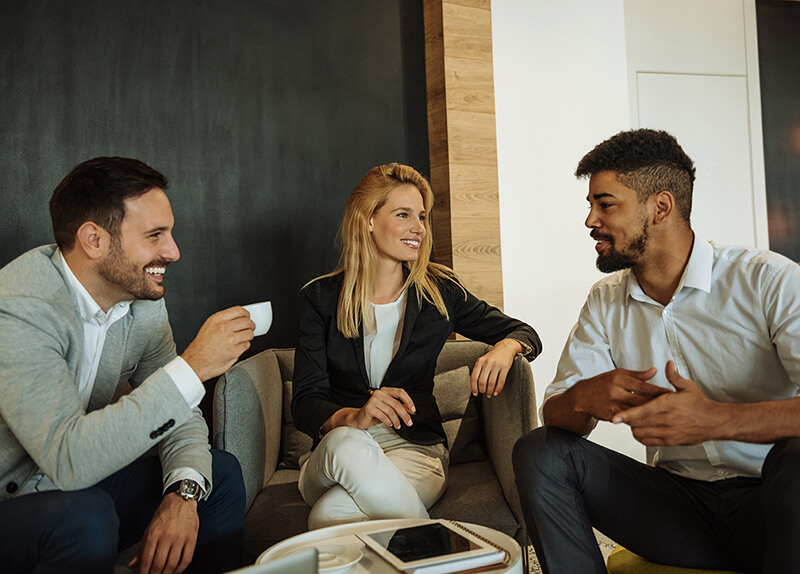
[0,245,212,501]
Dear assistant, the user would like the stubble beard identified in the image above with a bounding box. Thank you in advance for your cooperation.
[595,219,650,274]
[98,237,166,301]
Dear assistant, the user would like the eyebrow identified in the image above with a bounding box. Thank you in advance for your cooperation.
[586,193,616,202]
[393,207,426,215]
[143,226,170,235]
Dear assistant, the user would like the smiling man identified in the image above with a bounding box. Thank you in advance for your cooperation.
[513,130,800,573]
[0,157,251,574]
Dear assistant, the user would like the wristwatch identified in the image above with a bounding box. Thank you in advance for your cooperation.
[165,479,202,501]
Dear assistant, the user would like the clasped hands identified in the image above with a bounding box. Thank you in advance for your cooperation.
[571,360,723,446]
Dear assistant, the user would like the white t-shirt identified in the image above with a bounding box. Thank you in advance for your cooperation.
[363,290,408,389]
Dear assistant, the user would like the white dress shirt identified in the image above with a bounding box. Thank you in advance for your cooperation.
[544,239,800,481]
[19,251,206,496]
[363,290,407,388]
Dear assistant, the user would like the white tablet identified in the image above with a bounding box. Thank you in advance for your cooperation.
[356,520,507,574]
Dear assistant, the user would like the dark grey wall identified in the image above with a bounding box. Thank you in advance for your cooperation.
[757,0,800,261]
[0,1,429,358]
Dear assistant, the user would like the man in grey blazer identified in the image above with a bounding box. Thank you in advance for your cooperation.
[0,157,252,574]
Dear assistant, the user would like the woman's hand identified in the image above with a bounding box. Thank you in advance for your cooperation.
[471,338,524,397]
[354,387,416,429]
[321,387,416,433]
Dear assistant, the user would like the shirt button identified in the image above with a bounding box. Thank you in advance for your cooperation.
[167,419,175,428]
[6,481,18,494]
[150,431,158,440]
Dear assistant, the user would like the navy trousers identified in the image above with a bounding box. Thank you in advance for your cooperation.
[0,449,246,574]
[513,427,800,574]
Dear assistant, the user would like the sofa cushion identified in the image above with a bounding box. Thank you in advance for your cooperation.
[243,468,309,560]
[433,366,484,464]
[278,381,313,470]
[429,460,519,538]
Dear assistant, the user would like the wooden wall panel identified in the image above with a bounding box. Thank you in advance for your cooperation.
[423,0,503,309]
[447,110,498,166]
[444,57,496,114]
[447,0,491,9]
[441,3,493,62]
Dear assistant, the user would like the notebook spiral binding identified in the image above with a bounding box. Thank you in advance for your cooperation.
[447,521,512,566]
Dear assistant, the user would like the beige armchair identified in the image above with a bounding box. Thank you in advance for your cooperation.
[213,340,537,561]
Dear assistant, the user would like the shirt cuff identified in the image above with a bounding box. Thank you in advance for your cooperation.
[163,356,205,409]
[163,468,209,500]
[510,338,533,358]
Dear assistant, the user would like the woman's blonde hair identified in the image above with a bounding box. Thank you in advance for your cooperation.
[317,162,461,338]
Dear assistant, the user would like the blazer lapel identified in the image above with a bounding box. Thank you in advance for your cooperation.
[353,322,370,387]
[394,285,420,366]
[359,285,420,387]
[88,311,133,411]
[378,286,420,387]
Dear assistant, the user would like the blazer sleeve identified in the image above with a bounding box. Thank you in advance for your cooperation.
[291,280,345,438]
[0,295,201,491]
[128,305,212,489]
[448,280,542,361]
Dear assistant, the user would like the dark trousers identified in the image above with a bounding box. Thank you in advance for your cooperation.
[512,427,800,574]
[0,449,246,574]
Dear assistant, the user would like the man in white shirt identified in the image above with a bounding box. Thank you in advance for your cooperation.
[513,129,800,573]
[0,157,255,573]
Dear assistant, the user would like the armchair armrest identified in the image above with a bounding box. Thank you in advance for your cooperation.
[481,354,537,529]
[213,349,283,512]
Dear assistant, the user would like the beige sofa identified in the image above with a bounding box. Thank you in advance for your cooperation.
[213,340,537,561]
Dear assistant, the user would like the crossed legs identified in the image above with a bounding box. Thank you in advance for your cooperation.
[298,425,448,529]
[512,427,800,574]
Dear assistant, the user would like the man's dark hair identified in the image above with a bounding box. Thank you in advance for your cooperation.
[49,157,169,250]
[576,129,696,223]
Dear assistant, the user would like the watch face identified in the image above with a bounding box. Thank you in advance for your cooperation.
[179,480,200,500]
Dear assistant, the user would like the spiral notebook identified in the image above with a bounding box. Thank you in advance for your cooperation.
[356,520,508,574]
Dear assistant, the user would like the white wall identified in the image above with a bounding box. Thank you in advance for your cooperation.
[492,0,767,460]
[624,0,768,249]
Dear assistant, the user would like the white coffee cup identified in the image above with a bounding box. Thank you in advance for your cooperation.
[243,301,272,336]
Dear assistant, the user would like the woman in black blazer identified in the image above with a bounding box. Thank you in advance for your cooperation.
[292,163,541,529]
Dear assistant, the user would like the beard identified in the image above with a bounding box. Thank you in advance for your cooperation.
[592,219,649,273]
[98,238,168,301]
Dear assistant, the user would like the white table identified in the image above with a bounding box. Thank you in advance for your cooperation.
[257,518,523,574]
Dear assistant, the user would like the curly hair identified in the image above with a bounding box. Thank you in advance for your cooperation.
[576,129,696,224]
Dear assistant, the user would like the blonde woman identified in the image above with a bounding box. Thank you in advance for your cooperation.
[292,163,541,529]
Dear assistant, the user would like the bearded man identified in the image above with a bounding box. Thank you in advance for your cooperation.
[513,129,800,573]
[0,157,251,574]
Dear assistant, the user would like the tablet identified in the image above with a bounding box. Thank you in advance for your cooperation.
[356,520,506,574]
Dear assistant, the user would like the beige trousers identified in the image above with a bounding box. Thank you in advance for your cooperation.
[298,425,449,529]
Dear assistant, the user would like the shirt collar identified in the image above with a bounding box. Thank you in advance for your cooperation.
[680,237,713,294]
[626,236,713,303]
[58,249,131,325]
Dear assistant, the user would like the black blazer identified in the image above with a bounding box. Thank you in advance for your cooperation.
[291,273,541,446]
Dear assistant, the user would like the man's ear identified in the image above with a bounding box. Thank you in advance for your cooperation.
[653,191,675,224]
[75,222,111,260]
